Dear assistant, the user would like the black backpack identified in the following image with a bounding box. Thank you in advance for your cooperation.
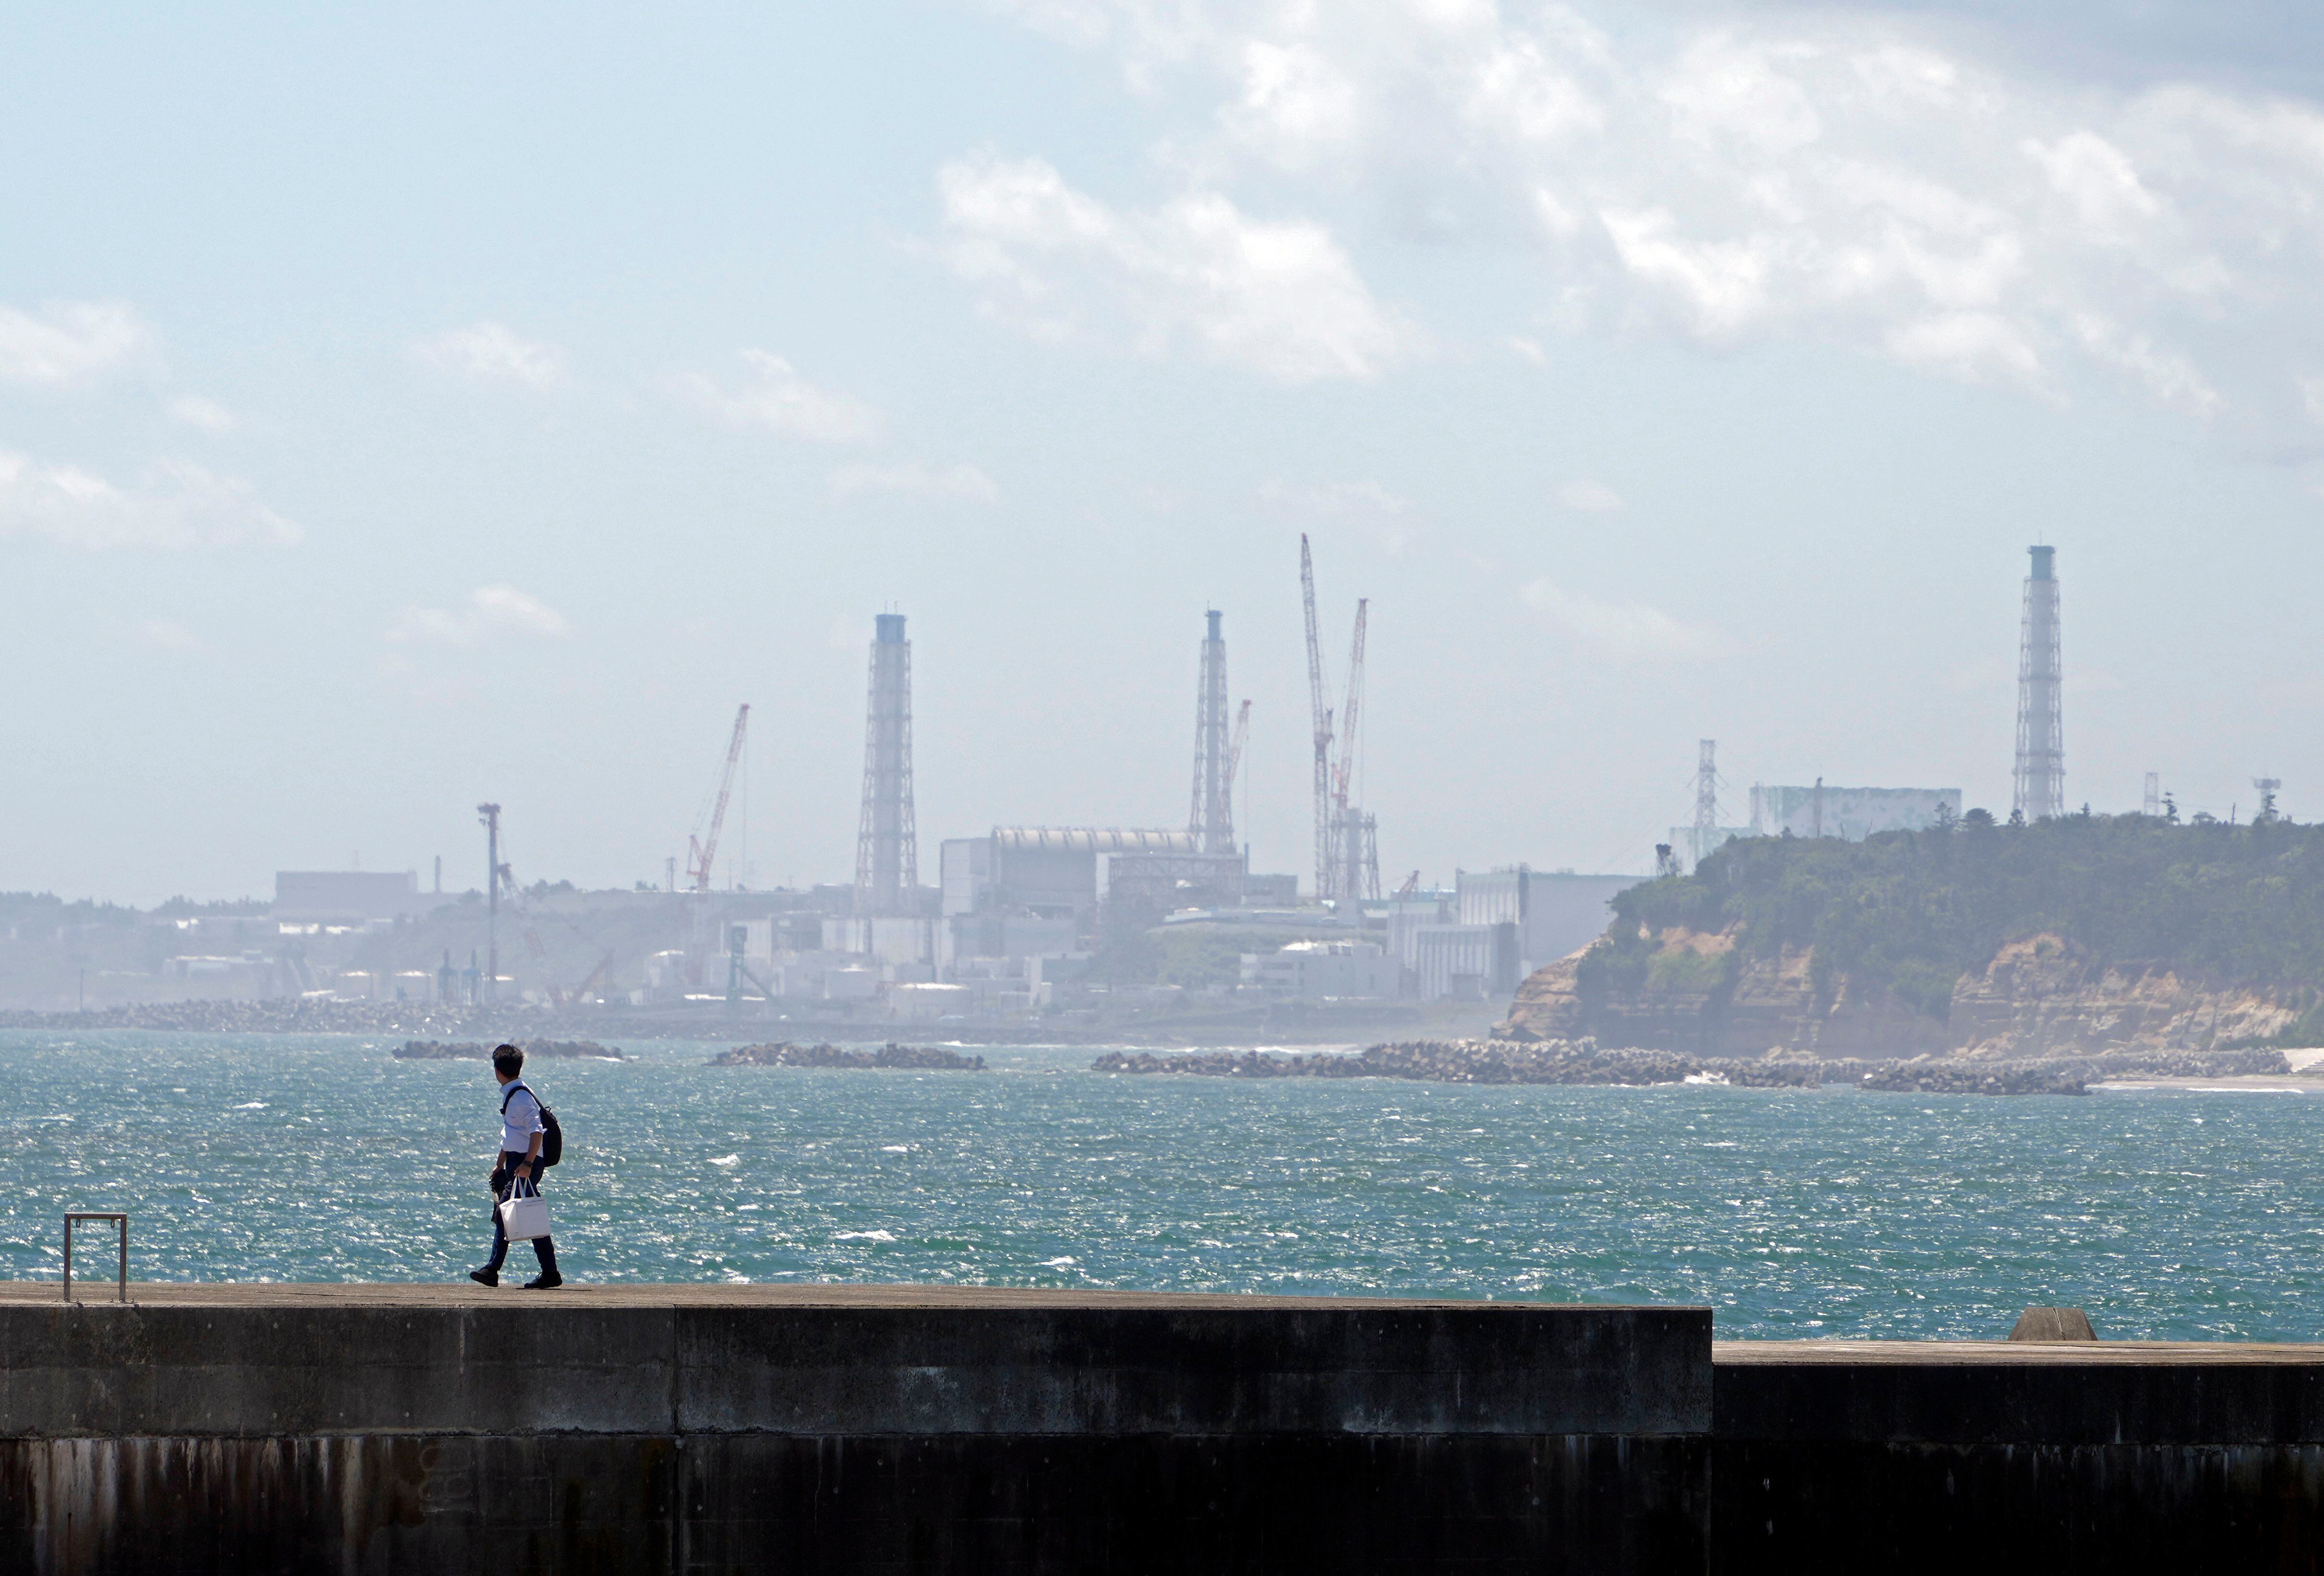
[501,1080,564,1168]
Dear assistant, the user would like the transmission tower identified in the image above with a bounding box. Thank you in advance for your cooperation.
[2255,777,2282,824]
[2013,545,2064,820]
[2143,773,2160,818]
[1690,740,1719,865]
[853,613,918,917]
[1188,610,1235,855]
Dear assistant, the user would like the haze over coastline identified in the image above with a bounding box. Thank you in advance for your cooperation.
[7,1,2324,906]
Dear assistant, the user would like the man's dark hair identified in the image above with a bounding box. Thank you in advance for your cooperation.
[492,1044,524,1077]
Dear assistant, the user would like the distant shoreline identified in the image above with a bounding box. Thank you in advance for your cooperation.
[0,997,1500,1050]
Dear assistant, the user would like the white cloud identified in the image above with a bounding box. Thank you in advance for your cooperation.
[937,153,1415,382]
[1557,479,1623,512]
[1598,208,1776,338]
[671,351,882,443]
[1523,577,1712,656]
[412,322,568,389]
[0,301,150,386]
[828,461,1000,503]
[389,585,571,646]
[138,619,205,653]
[2023,130,2160,239]
[981,1,2324,446]
[1232,40,1361,159]
[166,395,240,433]
[0,451,300,549]
[1885,311,2044,386]
[1661,36,1823,157]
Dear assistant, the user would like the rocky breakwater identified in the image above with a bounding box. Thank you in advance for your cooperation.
[396,1038,625,1059]
[1503,927,2309,1060]
[710,1041,986,1070]
[1094,1040,2289,1096]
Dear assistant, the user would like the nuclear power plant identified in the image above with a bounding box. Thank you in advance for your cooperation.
[127,533,2232,1024]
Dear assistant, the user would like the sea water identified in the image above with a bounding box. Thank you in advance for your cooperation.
[4,1029,2321,1342]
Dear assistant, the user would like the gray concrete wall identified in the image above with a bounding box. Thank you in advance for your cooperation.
[0,1289,1710,1574]
[1715,1342,2324,1571]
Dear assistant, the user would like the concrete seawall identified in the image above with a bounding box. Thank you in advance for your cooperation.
[0,1284,1710,1574]
[1716,1338,2324,1572]
[15,1283,2324,1571]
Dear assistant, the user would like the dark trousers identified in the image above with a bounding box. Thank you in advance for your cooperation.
[483,1151,558,1275]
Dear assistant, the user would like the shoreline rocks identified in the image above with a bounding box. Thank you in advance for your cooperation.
[395,1039,624,1061]
[1092,1040,2294,1096]
[710,1042,985,1071]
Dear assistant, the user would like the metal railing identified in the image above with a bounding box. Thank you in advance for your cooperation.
[63,1213,128,1303]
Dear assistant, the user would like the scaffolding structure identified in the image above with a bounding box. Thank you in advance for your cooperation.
[2014,545,2064,821]
[853,613,919,917]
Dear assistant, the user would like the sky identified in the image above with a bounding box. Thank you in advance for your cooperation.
[6,0,2324,904]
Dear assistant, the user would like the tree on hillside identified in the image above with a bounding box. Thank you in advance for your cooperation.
[1583,814,2324,1023]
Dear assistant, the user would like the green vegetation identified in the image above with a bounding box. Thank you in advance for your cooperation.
[1579,814,2324,1022]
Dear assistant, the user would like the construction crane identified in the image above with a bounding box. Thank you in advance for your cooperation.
[567,949,616,1006]
[1395,870,1419,903]
[1332,599,1368,821]
[1336,599,1379,902]
[1223,699,1252,848]
[1300,535,1336,901]
[686,704,750,893]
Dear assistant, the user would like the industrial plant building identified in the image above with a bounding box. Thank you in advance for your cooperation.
[272,871,434,925]
[1747,785,1962,841]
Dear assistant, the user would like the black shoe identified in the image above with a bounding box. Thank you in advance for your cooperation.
[468,1268,499,1287]
[522,1272,564,1290]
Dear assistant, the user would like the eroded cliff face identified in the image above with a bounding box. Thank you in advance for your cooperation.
[1500,929,2303,1059]
[1947,934,2301,1057]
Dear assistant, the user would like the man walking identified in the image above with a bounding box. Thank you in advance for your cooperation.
[470,1044,563,1289]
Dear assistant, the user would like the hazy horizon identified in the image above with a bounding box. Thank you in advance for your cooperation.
[9,0,2324,905]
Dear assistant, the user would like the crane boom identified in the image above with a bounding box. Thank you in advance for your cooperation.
[1224,699,1252,791]
[1221,698,1251,852]
[1300,535,1335,901]
[1333,598,1368,811]
[687,703,750,893]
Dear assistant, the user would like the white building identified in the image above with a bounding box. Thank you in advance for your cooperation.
[1241,940,1396,998]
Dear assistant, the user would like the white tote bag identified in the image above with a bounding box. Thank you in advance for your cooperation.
[497,1180,552,1241]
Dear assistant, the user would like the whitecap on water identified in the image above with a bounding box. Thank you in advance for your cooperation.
[709,1154,740,1166]
[1039,1255,1077,1268]
[232,1102,267,1111]
[880,1145,909,1153]
[835,1229,896,1243]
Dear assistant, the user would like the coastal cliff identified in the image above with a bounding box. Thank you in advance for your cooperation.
[1502,930,2306,1057]
[1499,814,2324,1058]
